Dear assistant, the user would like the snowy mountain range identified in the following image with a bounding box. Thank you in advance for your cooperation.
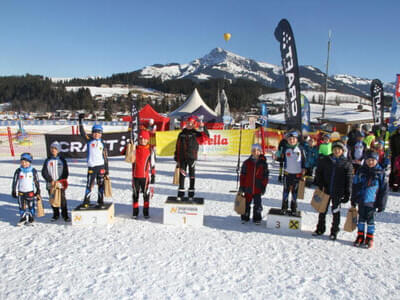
[140,48,395,98]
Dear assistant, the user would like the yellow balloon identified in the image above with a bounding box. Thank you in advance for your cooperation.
[223,33,231,42]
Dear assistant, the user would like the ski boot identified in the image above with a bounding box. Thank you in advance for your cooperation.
[364,233,374,249]
[281,201,288,215]
[329,233,337,241]
[329,228,339,241]
[51,215,59,222]
[353,231,364,247]
[143,207,149,219]
[312,227,324,236]
[17,215,27,227]
[132,207,139,219]
[63,216,71,222]
[177,189,185,201]
[188,188,195,202]
[26,214,34,226]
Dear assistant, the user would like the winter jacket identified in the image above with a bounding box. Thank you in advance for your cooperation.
[348,129,361,148]
[351,164,388,211]
[275,138,288,162]
[240,155,269,195]
[12,166,40,195]
[79,122,109,172]
[318,142,332,157]
[315,154,353,201]
[350,140,367,162]
[377,149,390,170]
[303,142,318,169]
[42,155,69,183]
[174,127,209,164]
[363,134,375,149]
[390,132,400,160]
[132,144,156,179]
[278,143,305,174]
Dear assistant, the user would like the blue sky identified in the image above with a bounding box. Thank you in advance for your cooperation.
[0,0,398,83]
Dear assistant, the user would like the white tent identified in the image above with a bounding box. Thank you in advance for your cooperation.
[169,88,217,129]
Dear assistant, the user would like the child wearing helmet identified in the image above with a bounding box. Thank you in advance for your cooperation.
[131,130,156,219]
[79,114,109,208]
[41,141,70,222]
[277,129,306,215]
[12,153,41,226]
[174,115,209,200]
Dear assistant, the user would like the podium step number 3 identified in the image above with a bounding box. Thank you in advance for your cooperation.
[266,208,302,232]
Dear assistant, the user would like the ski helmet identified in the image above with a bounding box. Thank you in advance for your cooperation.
[92,124,103,133]
[50,141,61,152]
[20,152,33,163]
[139,130,150,140]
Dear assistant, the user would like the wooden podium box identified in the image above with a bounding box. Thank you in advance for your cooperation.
[71,203,114,226]
[266,208,302,232]
[163,197,204,227]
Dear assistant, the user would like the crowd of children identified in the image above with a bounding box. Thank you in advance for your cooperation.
[10,119,394,249]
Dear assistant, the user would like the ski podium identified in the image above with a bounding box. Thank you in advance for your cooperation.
[266,208,302,232]
[71,203,115,226]
[163,197,204,227]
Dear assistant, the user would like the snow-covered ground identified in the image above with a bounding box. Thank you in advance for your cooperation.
[0,155,399,299]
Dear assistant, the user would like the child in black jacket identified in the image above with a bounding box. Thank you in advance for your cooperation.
[42,141,70,222]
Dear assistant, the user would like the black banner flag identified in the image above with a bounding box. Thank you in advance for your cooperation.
[370,79,384,126]
[274,19,302,131]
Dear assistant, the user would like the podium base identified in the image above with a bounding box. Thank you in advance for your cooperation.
[266,208,302,231]
[164,196,204,227]
[72,202,114,225]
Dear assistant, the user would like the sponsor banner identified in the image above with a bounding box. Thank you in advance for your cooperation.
[0,120,128,127]
[389,74,400,132]
[155,130,256,156]
[45,132,131,158]
[370,79,384,126]
[274,19,302,132]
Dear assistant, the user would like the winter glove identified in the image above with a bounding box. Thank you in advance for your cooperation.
[376,207,384,213]
[341,196,349,204]
[150,175,155,184]
[238,187,245,195]
[12,191,17,198]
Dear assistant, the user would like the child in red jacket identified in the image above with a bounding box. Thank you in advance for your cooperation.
[239,144,269,224]
[132,130,156,219]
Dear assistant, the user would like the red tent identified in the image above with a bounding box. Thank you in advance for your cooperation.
[122,104,170,131]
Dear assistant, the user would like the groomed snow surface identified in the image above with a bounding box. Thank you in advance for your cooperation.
[0,155,399,299]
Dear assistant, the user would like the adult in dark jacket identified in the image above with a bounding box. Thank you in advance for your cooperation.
[313,140,353,240]
[389,126,400,188]
[42,141,70,221]
[239,144,269,224]
[347,124,361,148]
[174,116,209,200]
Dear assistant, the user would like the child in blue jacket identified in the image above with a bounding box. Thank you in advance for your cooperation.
[303,137,318,183]
[351,151,388,248]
